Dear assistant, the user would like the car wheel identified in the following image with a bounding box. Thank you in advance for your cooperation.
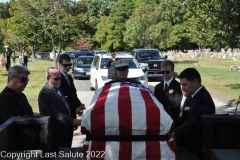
[95,80,98,90]
[89,76,95,90]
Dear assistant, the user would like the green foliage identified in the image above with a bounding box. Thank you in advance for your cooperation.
[96,0,134,51]
[0,2,10,19]
[186,0,240,50]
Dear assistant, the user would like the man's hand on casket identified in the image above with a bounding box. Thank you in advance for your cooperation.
[73,119,81,126]
[76,103,86,115]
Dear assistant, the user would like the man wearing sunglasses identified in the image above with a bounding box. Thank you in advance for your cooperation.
[58,54,85,118]
[0,65,34,125]
[38,67,81,151]
[154,60,182,120]
[105,59,141,85]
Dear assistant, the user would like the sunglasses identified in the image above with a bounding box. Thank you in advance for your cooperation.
[160,71,171,74]
[62,63,72,67]
[13,76,29,83]
[51,77,62,81]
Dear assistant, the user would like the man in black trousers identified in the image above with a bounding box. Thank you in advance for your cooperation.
[3,45,12,71]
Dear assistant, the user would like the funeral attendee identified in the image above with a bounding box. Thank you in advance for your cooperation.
[172,68,215,160]
[106,52,117,79]
[58,54,85,119]
[21,47,28,68]
[154,60,182,120]
[81,72,176,159]
[0,65,33,125]
[3,45,12,71]
[105,59,141,85]
[38,67,81,151]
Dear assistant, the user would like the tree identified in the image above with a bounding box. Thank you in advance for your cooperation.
[124,3,158,48]
[186,0,240,50]
[0,2,10,19]
[8,0,89,66]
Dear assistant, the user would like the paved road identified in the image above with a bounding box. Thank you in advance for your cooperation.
[72,77,235,148]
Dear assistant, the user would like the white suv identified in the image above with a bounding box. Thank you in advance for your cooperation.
[90,53,148,90]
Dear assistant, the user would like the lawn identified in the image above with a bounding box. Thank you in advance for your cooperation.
[0,54,239,113]
[173,54,240,101]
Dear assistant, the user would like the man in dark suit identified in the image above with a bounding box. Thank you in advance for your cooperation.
[0,65,33,125]
[154,60,182,120]
[171,68,215,160]
[38,67,81,151]
[3,45,12,71]
[58,54,85,118]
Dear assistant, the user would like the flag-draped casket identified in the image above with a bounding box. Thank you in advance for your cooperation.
[81,82,176,160]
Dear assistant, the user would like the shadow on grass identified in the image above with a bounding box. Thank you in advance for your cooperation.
[225,84,240,89]
[174,60,198,64]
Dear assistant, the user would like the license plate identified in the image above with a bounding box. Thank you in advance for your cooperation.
[86,72,90,75]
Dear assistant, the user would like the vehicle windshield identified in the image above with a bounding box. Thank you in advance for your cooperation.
[75,52,94,59]
[100,58,140,69]
[136,51,164,60]
[77,57,94,64]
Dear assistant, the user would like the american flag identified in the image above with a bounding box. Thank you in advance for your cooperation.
[81,82,176,160]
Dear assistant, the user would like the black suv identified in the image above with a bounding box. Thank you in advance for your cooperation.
[131,48,167,77]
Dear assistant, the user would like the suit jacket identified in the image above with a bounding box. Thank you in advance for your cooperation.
[154,79,182,120]
[59,72,82,118]
[38,83,74,139]
[0,87,34,125]
[173,86,215,154]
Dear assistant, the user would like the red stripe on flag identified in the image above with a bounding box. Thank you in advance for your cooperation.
[90,84,111,160]
[140,89,161,159]
[118,85,132,160]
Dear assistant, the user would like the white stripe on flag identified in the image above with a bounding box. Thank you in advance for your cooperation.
[130,86,147,135]
[132,142,146,160]
[81,86,104,131]
[105,142,120,160]
[105,83,120,135]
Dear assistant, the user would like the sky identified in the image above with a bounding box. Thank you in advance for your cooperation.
[0,0,9,3]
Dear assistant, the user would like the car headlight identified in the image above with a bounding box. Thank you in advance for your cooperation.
[136,75,146,81]
[101,76,108,81]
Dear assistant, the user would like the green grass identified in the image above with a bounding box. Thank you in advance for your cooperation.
[0,55,239,113]
[173,55,240,101]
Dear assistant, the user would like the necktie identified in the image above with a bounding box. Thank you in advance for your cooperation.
[164,83,168,92]
[65,74,71,87]
[55,89,71,115]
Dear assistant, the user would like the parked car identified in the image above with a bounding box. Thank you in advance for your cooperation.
[36,52,43,59]
[73,56,94,79]
[61,51,75,57]
[93,50,108,55]
[131,48,167,78]
[114,51,130,55]
[71,50,94,70]
[41,52,51,60]
[71,50,94,64]
[90,53,148,90]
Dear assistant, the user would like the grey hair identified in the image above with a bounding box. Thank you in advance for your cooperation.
[46,67,58,78]
[8,65,30,82]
